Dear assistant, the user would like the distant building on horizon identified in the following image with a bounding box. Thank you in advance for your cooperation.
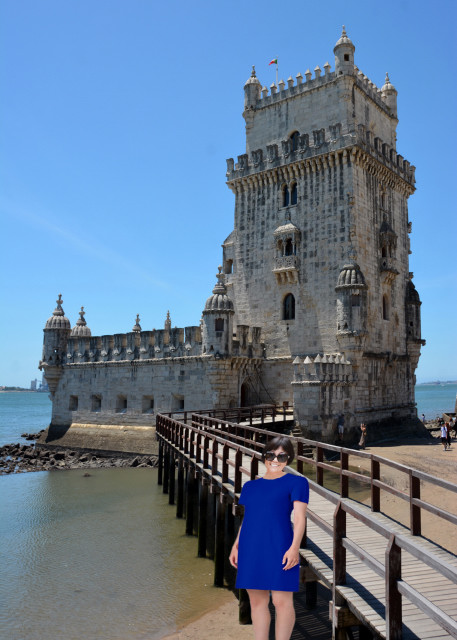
[39,28,425,441]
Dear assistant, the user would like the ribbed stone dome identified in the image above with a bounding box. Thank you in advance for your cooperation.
[71,307,91,337]
[244,65,261,87]
[204,292,234,312]
[334,26,355,50]
[381,72,396,93]
[204,268,234,313]
[336,262,367,288]
[45,294,71,330]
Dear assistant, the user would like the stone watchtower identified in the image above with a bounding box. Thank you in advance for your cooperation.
[202,267,235,357]
[39,295,72,395]
[224,28,425,439]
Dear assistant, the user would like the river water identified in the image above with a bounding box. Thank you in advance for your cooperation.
[0,384,456,639]
[0,394,231,640]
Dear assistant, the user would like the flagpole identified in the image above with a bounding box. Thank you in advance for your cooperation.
[276,57,278,88]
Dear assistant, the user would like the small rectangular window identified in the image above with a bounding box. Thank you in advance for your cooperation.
[142,395,154,414]
[69,395,78,411]
[91,394,102,412]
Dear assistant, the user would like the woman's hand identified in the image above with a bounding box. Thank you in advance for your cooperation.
[282,545,300,570]
[229,543,238,568]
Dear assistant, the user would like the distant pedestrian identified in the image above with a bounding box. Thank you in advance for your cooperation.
[440,424,448,450]
[445,422,452,449]
[421,413,426,423]
[359,423,367,450]
[337,414,345,441]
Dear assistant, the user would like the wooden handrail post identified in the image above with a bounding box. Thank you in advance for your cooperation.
[234,449,243,494]
[203,435,209,469]
[296,441,304,475]
[212,440,218,476]
[410,471,421,536]
[332,501,347,638]
[386,534,402,640]
[371,458,380,512]
[340,451,349,498]
[333,502,346,587]
[316,446,324,486]
[250,455,258,481]
[222,443,229,484]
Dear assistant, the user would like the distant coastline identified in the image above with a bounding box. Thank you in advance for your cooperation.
[417,381,457,386]
[0,388,48,393]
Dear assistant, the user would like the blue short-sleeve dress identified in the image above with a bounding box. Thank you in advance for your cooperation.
[235,473,309,592]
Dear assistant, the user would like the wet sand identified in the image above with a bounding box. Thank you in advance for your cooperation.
[160,433,457,640]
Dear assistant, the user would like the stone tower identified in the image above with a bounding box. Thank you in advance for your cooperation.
[224,28,424,438]
[39,294,72,395]
[202,267,235,357]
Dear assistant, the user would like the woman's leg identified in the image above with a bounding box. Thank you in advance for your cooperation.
[246,589,271,640]
[271,590,295,640]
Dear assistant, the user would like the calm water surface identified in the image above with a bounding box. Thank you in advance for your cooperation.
[0,468,231,640]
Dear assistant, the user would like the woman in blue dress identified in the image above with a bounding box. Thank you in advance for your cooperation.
[229,436,309,640]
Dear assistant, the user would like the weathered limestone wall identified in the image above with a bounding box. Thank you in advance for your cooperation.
[49,356,260,428]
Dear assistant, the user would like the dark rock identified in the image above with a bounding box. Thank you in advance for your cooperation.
[83,472,91,477]
[53,451,66,460]
[130,457,140,467]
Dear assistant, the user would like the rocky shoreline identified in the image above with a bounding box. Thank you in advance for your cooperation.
[0,433,159,475]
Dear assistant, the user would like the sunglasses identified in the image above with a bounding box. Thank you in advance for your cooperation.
[264,452,289,463]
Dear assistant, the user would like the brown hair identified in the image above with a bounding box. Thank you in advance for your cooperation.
[262,436,295,465]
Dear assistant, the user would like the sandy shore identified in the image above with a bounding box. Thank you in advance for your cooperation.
[160,433,457,640]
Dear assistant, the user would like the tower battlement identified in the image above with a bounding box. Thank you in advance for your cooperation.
[226,126,415,189]
[251,64,389,117]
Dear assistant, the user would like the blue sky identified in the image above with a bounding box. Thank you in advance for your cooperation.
[1,0,456,387]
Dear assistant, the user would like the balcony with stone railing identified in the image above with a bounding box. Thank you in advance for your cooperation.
[273,255,299,284]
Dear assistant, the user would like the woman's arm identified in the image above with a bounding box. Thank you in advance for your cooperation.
[282,501,307,570]
[229,523,242,568]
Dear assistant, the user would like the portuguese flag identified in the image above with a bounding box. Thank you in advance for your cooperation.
[269,58,278,65]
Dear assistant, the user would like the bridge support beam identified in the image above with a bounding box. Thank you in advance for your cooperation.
[168,451,175,505]
[214,496,226,587]
[185,468,196,536]
[238,588,252,625]
[198,481,209,557]
[176,456,184,518]
[158,441,163,485]
[207,491,216,559]
[163,447,169,494]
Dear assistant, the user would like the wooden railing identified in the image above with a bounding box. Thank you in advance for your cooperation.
[161,403,291,427]
[156,413,457,639]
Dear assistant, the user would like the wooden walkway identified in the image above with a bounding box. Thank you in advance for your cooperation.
[156,410,457,640]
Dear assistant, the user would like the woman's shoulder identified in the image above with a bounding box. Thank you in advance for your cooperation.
[286,473,309,489]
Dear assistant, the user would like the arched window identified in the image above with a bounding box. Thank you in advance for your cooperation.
[290,182,297,205]
[284,239,294,256]
[290,131,299,152]
[283,293,295,320]
[282,185,289,207]
[215,318,224,332]
[382,295,389,320]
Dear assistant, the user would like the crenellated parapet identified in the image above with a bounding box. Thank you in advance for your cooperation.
[232,325,264,358]
[65,326,203,364]
[226,126,415,193]
[293,353,355,385]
